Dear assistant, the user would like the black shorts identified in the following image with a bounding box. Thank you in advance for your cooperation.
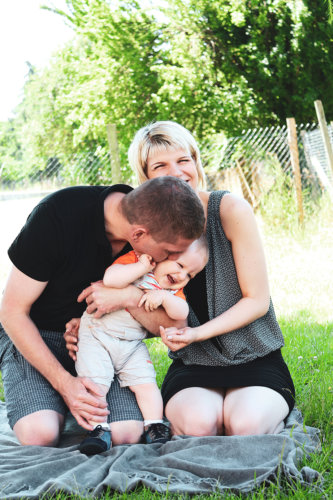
[161,349,295,414]
[0,325,143,428]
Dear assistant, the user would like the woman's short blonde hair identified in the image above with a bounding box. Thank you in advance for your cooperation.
[128,121,206,188]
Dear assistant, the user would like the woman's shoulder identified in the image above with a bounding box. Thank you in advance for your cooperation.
[204,191,255,238]
[205,190,253,219]
[220,193,257,241]
[220,192,252,213]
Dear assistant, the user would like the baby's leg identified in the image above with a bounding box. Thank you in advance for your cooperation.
[78,381,113,456]
[117,340,163,425]
[118,339,171,443]
[130,382,171,443]
[75,319,114,455]
[130,382,163,423]
[76,317,115,429]
[86,382,109,429]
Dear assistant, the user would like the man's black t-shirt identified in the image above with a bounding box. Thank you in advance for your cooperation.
[8,184,133,332]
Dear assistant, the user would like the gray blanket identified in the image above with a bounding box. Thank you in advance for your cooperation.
[0,402,322,498]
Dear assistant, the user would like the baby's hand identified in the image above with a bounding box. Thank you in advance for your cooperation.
[138,290,165,311]
[138,254,156,272]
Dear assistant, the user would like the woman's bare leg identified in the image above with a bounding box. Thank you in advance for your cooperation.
[165,387,224,436]
[223,386,289,436]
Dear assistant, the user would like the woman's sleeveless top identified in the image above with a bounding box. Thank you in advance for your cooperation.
[170,190,284,366]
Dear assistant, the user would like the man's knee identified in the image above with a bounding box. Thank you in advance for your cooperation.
[110,420,143,445]
[14,412,63,446]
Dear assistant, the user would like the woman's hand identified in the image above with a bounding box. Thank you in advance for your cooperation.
[64,318,80,361]
[160,325,199,351]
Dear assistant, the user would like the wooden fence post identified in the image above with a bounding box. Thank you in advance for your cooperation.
[286,117,304,225]
[106,123,122,183]
[314,100,333,176]
[235,160,257,208]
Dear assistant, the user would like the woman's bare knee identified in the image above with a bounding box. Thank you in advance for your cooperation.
[13,410,64,446]
[224,411,266,436]
[178,414,221,437]
[110,420,143,445]
[224,386,289,436]
[165,387,223,436]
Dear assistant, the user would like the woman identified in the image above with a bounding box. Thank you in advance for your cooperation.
[66,121,295,437]
[128,121,294,437]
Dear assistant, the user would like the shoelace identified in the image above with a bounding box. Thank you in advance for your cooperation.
[90,425,106,438]
[147,423,169,440]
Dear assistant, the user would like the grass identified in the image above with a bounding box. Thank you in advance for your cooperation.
[0,195,332,498]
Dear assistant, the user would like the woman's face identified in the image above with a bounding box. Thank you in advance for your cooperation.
[146,148,199,191]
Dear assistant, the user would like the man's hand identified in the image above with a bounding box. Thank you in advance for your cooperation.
[77,281,132,318]
[59,373,109,430]
[64,318,80,361]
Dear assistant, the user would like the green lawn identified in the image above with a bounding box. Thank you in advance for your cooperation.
[0,198,332,499]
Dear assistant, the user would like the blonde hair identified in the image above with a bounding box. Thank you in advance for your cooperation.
[128,121,206,188]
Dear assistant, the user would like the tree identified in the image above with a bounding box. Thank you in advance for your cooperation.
[33,0,164,179]
[160,0,333,129]
[3,0,332,186]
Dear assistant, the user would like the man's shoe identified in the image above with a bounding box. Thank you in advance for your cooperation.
[79,425,112,456]
[142,422,171,444]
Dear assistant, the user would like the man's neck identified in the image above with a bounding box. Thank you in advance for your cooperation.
[104,192,130,245]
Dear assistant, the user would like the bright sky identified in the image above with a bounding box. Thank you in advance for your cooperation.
[0,0,73,122]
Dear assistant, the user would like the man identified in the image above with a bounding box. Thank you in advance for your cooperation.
[0,177,204,447]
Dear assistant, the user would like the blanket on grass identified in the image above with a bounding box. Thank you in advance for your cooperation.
[0,402,321,498]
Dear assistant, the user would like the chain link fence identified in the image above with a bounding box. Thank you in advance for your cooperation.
[0,149,113,196]
[1,123,332,207]
[203,122,333,207]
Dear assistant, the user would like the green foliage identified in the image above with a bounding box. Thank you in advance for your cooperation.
[258,160,299,228]
[162,0,333,129]
[0,121,25,186]
[20,0,165,182]
[1,0,332,185]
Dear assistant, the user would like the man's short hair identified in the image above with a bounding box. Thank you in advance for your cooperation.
[121,177,205,242]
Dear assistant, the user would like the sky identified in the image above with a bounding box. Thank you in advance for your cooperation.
[0,0,73,122]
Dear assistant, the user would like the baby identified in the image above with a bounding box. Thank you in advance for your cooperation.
[76,236,208,455]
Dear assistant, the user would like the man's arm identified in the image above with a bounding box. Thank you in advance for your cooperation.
[65,283,187,361]
[0,266,109,429]
[78,282,187,334]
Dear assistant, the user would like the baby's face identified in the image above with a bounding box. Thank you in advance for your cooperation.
[153,245,207,290]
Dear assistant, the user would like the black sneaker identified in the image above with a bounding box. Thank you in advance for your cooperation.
[79,425,112,456]
[142,422,171,444]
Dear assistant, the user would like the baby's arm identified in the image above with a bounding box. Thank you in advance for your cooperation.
[138,290,189,320]
[103,254,155,288]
